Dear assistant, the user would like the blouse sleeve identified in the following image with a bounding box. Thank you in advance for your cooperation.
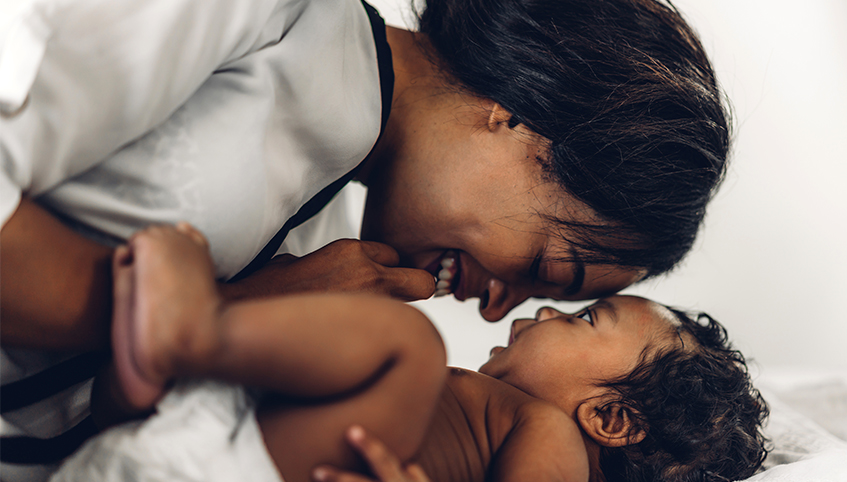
[0,0,295,226]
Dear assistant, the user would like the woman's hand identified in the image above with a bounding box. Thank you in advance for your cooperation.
[221,239,435,302]
[312,426,432,482]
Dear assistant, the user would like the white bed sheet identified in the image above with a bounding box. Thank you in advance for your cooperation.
[743,369,847,481]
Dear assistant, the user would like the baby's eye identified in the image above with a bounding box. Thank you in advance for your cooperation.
[577,310,594,326]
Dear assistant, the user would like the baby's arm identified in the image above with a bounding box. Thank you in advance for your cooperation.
[489,402,590,482]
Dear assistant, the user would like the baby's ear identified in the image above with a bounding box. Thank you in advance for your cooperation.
[577,400,646,448]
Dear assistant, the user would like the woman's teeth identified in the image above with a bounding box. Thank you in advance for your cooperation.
[434,252,457,297]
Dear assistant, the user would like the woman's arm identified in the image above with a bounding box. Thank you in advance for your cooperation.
[0,198,113,349]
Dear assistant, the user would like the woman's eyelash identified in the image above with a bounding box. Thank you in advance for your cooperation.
[577,310,594,326]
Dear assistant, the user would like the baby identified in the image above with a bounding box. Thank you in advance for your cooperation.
[53,224,767,482]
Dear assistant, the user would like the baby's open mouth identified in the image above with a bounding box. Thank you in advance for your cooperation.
[430,250,460,297]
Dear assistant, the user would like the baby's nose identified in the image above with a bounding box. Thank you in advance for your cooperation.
[535,306,563,321]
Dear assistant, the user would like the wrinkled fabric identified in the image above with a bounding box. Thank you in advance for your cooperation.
[50,380,284,482]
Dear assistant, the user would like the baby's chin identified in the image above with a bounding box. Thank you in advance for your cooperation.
[478,347,504,375]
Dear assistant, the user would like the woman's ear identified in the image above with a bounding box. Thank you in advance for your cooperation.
[487,103,513,131]
[576,400,646,448]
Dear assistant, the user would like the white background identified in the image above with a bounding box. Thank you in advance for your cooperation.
[365,0,847,374]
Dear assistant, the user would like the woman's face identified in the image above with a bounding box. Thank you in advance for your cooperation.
[478,296,678,416]
[361,96,643,321]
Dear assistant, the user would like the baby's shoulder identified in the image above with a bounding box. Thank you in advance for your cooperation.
[448,368,589,482]
[447,367,568,418]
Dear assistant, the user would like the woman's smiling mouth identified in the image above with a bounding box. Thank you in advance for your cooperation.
[429,250,461,297]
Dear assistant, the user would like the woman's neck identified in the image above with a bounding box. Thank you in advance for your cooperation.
[355,26,441,187]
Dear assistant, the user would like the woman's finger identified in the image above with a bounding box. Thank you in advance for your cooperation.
[356,240,401,267]
[314,239,435,300]
[311,464,428,482]
[311,427,434,482]
[384,268,436,302]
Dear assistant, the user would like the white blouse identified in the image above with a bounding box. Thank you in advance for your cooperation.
[0,0,383,279]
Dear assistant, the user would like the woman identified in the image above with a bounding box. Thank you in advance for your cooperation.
[0,0,728,478]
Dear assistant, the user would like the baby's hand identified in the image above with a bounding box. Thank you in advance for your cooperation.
[311,426,431,482]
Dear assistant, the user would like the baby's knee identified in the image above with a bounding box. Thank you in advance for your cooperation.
[384,300,445,365]
[394,303,447,395]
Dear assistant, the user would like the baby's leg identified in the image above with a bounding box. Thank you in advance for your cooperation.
[162,292,445,482]
[112,224,447,482]
[121,286,445,482]
[236,295,446,482]
[111,222,222,411]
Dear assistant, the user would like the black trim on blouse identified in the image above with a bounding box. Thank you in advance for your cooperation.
[1,352,109,414]
[229,0,394,282]
[0,351,108,464]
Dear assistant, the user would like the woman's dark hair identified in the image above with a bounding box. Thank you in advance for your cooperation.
[597,310,769,482]
[418,0,730,277]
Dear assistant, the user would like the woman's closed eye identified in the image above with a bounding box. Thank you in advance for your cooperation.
[576,310,594,326]
[528,253,543,283]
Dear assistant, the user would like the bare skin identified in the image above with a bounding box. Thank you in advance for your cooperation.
[100,224,673,482]
[0,199,114,349]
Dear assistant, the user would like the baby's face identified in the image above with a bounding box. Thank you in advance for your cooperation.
[479,295,680,417]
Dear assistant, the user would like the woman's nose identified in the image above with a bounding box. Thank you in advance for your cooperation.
[479,278,530,322]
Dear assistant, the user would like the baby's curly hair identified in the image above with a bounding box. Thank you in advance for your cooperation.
[598,309,769,482]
